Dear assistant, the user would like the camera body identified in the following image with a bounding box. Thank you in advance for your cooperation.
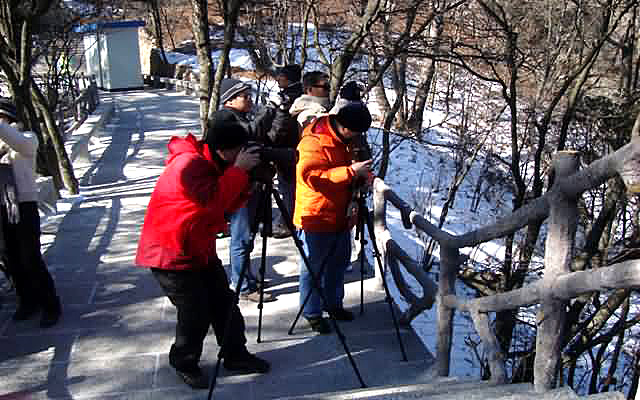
[245,141,295,165]
[349,133,372,162]
[245,141,296,183]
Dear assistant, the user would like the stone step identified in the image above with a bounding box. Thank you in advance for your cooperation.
[275,380,532,400]
[274,381,625,400]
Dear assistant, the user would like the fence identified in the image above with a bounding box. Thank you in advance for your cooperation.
[370,139,640,393]
[144,74,199,96]
[55,74,99,133]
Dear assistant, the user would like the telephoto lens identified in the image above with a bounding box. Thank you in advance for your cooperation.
[350,134,372,162]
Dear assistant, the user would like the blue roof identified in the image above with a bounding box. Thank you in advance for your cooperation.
[74,20,145,34]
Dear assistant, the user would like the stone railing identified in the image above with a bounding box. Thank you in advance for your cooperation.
[371,137,640,393]
[144,74,199,96]
[54,74,100,132]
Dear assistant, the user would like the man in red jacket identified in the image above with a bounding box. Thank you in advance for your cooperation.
[135,122,270,389]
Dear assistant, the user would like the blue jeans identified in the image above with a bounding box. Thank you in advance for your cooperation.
[275,173,295,225]
[298,230,351,318]
[229,205,257,293]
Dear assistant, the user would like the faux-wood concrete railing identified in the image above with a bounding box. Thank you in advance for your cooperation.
[371,137,640,393]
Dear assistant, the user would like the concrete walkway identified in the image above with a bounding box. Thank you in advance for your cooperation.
[0,89,434,400]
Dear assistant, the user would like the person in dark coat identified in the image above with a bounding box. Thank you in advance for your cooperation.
[208,78,278,302]
[268,65,304,238]
[135,122,270,389]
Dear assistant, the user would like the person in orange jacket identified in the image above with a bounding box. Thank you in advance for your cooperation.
[293,102,373,334]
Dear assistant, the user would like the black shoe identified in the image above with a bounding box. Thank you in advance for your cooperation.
[240,289,276,303]
[328,307,354,322]
[40,297,62,328]
[40,308,61,328]
[271,224,292,239]
[224,351,270,374]
[12,304,39,321]
[176,368,209,389]
[306,316,331,334]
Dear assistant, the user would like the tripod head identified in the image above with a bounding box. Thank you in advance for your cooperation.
[250,180,274,237]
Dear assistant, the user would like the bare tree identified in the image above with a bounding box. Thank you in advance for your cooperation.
[0,0,80,193]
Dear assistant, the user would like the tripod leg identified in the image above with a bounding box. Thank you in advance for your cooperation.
[257,227,268,343]
[363,209,408,362]
[207,257,250,399]
[271,188,367,388]
[355,204,367,315]
[257,184,272,343]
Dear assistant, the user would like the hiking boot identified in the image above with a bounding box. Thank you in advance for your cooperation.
[224,351,270,374]
[240,289,276,303]
[176,367,209,389]
[40,297,62,328]
[306,316,331,334]
[12,304,39,321]
[328,307,354,322]
[255,279,270,290]
[216,223,231,239]
[40,307,61,328]
[271,224,292,239]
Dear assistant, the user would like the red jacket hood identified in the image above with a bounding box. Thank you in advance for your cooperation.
[167,133,214,165]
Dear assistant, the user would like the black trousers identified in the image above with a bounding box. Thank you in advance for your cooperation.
[151,261,248,373]
[2,201,59,311]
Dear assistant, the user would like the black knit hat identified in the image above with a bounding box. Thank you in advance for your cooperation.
[219,78,251,105]
[277,65,302,83]
[206,121,249,151]
[0,98,17,122]
[335,102,372,133]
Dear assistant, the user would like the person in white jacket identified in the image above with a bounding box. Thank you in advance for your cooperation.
[0,98,61,328]
[289,71,331,130]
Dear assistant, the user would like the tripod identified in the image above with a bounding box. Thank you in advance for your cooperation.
[207,179,366,399]
[354,189,408,362]
[288,185,407,361]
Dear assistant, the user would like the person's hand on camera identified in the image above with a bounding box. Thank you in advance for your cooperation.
[234,145,261,172]
[267,91,291,111]
[351,159,372,179]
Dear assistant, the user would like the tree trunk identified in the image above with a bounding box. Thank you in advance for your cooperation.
[190,0,212,136]
[31,82,78,193]
[206,0,241,126]
[149,0,168,64]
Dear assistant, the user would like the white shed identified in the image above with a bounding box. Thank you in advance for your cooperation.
[78,20,145,91]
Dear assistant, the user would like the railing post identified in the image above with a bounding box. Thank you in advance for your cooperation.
[534,151,579,392]
[372,179,388,288]
[436,245,461,377]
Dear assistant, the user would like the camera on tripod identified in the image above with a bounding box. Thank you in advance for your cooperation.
[350,134,371,163]
[245,141,296,183]
[246,141,295,165]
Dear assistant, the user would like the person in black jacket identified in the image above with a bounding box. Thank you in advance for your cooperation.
[209,79,278,302]
[268,65,304,239]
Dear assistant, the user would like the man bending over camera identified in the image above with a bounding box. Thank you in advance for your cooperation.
[135,122,270,389]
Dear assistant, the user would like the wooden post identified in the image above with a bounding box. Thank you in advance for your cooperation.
[534,151,579,392]
[619,147,640,193]
[470,308,506,383]
[436,245,460,376]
